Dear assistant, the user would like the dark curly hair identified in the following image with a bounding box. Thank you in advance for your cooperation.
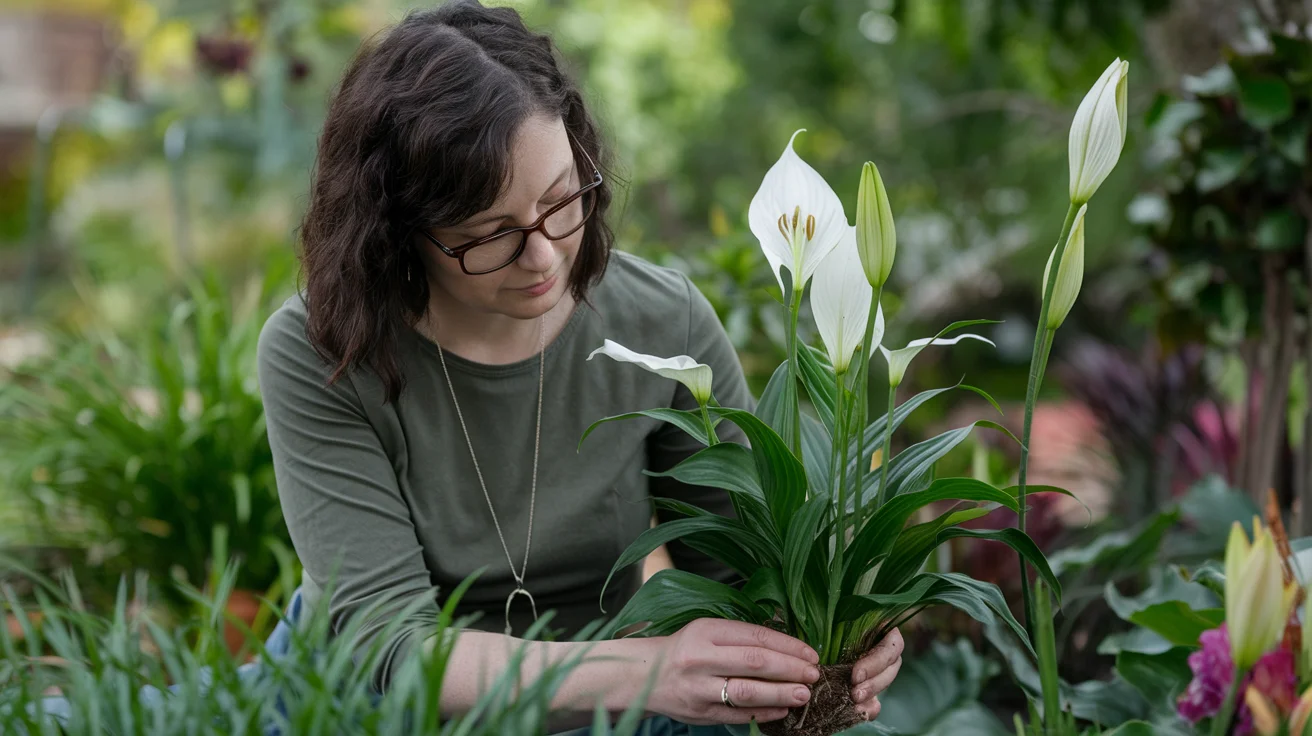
[299,0,614,403]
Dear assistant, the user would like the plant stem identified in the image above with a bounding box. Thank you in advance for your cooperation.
[785,285,804,458]
[826,369,848,665]
[700,404,718,446]
[852,287,884,528]
[876,383,896,508]
[1017,202,1079,635]
[1210,672,1244,736]
[1033,580,1061,735]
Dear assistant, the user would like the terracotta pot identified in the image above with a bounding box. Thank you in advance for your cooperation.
[222,588,262,657]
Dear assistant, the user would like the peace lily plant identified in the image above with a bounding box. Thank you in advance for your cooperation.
[582,58,1129,736]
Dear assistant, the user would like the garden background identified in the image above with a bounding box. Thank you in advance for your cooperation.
[2,0,1310,733]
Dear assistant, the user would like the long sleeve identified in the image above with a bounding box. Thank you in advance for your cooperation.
[646,276,755,586]
[256,303,438,690]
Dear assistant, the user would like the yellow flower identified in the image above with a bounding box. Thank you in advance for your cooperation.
[1225,518,1298,669]
[1291,686,1312,736]
[1246,688,1281,736]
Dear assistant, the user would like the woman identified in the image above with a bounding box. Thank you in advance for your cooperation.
[257,1,903,732]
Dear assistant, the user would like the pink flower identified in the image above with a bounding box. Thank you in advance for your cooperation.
[1177,626,1298,735]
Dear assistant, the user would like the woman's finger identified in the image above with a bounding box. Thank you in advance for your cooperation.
[852,656,902,702]
[706,620,819,663]
[856,696,882,721]
[712,646,820,685]
[852,628,905,683]
[722,676,813,710]
[696,706,790,726]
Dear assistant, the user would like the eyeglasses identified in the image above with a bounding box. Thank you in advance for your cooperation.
[418,144,603,275]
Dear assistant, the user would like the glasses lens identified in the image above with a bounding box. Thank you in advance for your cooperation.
[462,233,523,274]
[542,192,592,239]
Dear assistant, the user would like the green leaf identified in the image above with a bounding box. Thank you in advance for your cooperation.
[755,361,798,451]
[1047,509,1179,578]
[1238,74,1294,129]
[875,639,1006,736]
[868,506,994,596]
[580,408,711,449]
[840,573,1032,658]
[1274,116,1310,164]
[783,494,831,627]
[1254,208,1305,252]
[847,385,967,476]
[1148,100,1205,140]
[1097,627,1176,656]
[646,443,765,503]
[707,408,807,534]
[1115,648,1192,713]
[845,478,1019,590]
[601,569,771,639]
[1101,723,1162,736]
[647,442,780,546]
[799,413,832,496]
[797,344,837,432]
[600,512,776,611]
[859,421,1018,503]
[932,528,1062,605]
[983,618,1151,726]
[1104,570,1223,647]
[1195,149,1251,193]
[742,567,789,614]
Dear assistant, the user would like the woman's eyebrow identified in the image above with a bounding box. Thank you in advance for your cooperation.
[459,163,574,229]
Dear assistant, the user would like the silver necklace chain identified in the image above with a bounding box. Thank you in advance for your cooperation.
[433,315,545,636]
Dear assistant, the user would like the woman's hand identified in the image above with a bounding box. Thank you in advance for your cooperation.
[849,627,905,720]
[648,618,821,725]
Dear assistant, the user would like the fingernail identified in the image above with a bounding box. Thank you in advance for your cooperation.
[853,687,867,701]
[794,687,811,704]
[853,668,864,682]
[806,667,820,682]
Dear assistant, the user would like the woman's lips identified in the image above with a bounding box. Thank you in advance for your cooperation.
[517,273,557,297]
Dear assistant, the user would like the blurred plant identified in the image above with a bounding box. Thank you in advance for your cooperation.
[0,559,651,736]
[0,267,293,605]
[1132,23,1312,519]
[1059,339,1215,520]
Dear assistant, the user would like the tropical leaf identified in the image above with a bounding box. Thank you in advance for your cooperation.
[1115,648,1192,714]
[930,528,1062,604]
[799,413,832,496]
[783,495,831,629]
[706,408,807,534]
[1104,568,1222,647]
[844,478,1019,591]
[580,408,713,449]
[600,513,776,611]
[1047,509,1179,578]
[755,361,797,452]
[741,567,789,619]
[602,569,773,639]
[838,573,1032,658]
[858,422,1020,503]
[796,344,838,431]
[647,443,780,545]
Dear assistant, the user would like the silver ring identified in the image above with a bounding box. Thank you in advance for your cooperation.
[721,677,736,708]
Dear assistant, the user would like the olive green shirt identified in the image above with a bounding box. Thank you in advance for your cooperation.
[256,251,752,688]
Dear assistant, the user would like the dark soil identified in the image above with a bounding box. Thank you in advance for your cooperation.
[758,663,865,736]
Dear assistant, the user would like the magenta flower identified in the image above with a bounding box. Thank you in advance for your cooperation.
[1180,626,1234,723]
[1178,626,1298,735]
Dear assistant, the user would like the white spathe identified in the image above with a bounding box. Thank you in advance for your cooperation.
[587,339,714,405]
[1069,58,1129,204]
[748,129,847,293]
[811,227,881,374]
[1041,204,1088,330]
[881,333,995,388]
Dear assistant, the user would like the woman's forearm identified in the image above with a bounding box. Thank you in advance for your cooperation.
[426,630,666,728]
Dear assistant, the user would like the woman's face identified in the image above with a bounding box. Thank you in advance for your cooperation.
[418,114,585,322]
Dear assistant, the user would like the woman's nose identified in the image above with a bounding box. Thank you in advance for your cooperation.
[517,229,555,273]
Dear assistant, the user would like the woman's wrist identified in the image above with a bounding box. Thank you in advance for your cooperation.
[567,635,668,716]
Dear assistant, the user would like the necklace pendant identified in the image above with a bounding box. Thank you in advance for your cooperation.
[504,585,539,637]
